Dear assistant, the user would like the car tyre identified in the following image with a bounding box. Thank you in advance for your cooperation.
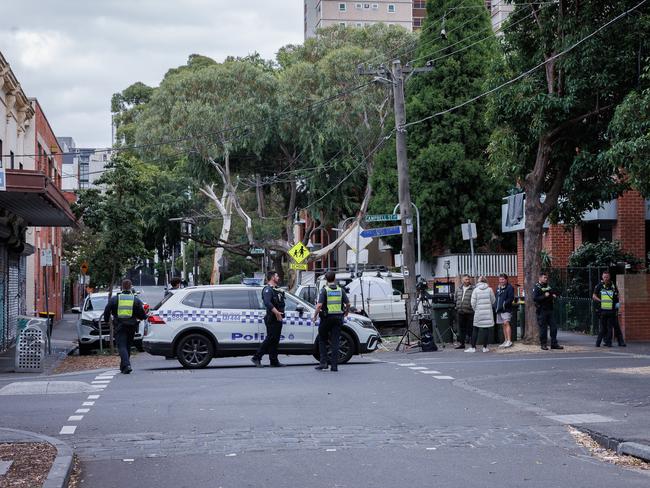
[134,340,145,352]
[78,343,93,356]
[313,330,355,365]
[176,333,214,369]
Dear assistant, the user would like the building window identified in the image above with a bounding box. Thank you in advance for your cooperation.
[414,1,425,8]
[0,139,3,168]
[356,22,363,27]
[339,2,346,11]
[355,2,362,9]
[339,22,346,26]
[364,3,370,8]
[371,3,378,10]
[413,18,422,27]
[388,4,396,13]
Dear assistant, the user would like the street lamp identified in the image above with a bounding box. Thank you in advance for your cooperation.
[393,202,421,277]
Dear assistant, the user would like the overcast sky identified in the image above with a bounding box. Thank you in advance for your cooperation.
[0,0,304,148]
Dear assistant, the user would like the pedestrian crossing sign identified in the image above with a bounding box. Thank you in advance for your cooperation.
[288,242,310,264]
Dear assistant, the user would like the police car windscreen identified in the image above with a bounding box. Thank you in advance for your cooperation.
[85,297,109,311]
[152,292,175,310]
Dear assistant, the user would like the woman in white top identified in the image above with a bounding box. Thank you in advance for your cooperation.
[466,276,496,353]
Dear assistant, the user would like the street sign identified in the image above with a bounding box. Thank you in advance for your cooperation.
[346,249,368,265]
[360,225,405,238]
[80,262,89,274]
[461,222,477,240]
[0,167,6,191]
[364,213,401,223]
[288,242,310,264]
[290,263,308,271]
[40,249,53,267]
[249,247,265,255]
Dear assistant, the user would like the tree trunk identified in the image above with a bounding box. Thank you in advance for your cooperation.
[522,193,543,344]
[211,209,232,285]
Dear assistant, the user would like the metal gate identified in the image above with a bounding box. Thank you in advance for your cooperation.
[0,244,7,352]
[7,253,20,348]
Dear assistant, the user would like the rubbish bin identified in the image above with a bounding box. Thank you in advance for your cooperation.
[38,312,55,354]
[432,303,455,343]
[15,317,48,372]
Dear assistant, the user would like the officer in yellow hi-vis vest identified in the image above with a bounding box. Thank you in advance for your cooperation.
[103,279,148,374]
[312,271,350,372]
[592,271,625,347]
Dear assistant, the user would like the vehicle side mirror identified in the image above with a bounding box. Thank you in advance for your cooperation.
[296,305,305,315]
[71,307,81,314]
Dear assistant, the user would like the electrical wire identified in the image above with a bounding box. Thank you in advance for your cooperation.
[402,0,648,130]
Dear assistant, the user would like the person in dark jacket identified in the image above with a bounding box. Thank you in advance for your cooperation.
[103,279,148,374]
[312,271,350,372]
[494,273,515,348]
[593,271,626,347]
[532,272,563,351]
[251,271,286,368]
[454,274,474,349]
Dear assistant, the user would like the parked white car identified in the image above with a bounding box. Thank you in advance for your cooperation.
[143,285,381,368]
[71,292,146,355]
[297,271,406,327]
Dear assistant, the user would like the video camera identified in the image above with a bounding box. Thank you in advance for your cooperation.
[416,277,429,293]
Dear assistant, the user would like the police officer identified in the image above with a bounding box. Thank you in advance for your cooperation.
[533,272,563,351]
[312,271,350,372]
[593,271,626,347]
[251,270,286,367]
[103,279,147,374]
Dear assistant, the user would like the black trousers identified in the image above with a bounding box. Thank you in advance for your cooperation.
[457,312,474,345]
[470,326,490,348]
[115,323,137,371]
[255,316,283,363]
[537,309,558,346]
[318,315,342,367]
[597,313,625,346]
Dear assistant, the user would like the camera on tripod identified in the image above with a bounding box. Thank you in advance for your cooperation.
[415,277,429,293]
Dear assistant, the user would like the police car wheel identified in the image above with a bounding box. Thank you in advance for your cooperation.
[313,331,355,365]
[135,340,145,352]
[176,333,214,369]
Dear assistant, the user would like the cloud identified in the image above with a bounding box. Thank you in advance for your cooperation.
[0,0,304,148]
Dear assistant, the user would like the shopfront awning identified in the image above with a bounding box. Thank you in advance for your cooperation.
[0,169,77,226]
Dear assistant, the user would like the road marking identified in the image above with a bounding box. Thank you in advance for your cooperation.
[408,355,649,366]
[225,453,237,457]
[419,370,442,374]
[326,448,337,452]
[398,363,416,366]
[433,376,455,380]
[82,401,95,406]
[546,413,617,424]
[88,395,100,399]
[59,426,77,435]
[426,447,437,451]
[95,376,113,380]
[68,415,84,421]
[76,409,90,414]
[92,380,111,384]
[93,385,107,389]
[408,366,428,370]
[123,459,135,462]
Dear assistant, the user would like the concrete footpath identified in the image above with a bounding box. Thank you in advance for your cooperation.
[0,313,78,377]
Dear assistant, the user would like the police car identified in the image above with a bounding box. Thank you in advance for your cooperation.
[143,285,381,368]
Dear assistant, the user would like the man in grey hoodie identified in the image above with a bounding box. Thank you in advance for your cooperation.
[454,274,474,349]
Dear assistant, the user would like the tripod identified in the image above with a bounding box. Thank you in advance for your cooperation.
[396,289,443,351]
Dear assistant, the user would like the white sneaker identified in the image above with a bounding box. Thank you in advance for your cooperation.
[498,341,508,348]
[482,346,490,353]
[505,341,513,348]
[464,347,476,353]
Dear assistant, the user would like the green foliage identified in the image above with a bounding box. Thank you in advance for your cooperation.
[568,240,642,268]
[371,0,507,252]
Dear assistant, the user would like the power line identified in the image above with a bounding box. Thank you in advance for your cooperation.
[402,0,648,130]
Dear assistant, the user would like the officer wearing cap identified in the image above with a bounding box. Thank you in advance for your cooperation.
[593,271,626,347]
[103,279,147,374]
[251,270,286,367]
[312,271,350,372]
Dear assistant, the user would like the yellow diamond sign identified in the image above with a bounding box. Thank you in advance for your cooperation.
[288,242,310,264]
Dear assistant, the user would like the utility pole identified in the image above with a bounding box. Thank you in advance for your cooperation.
[359,59,433,338]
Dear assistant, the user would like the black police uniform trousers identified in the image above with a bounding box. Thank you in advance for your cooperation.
[536,308,558,346]
[255,315,283,363]
[597,311,624,346]
[318,314,343,367]
[115,321,137,371]
[456,311,474,345]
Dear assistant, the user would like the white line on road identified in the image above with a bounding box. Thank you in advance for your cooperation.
[88,395,100,399]
[91,380,111,384]
[419,370,442,374]
[68,415,84,421]
[95,376,114,380]
[433,376,455,380]
[398,363,416,366]
[76,409,90,414]
[408,367,428,370]
[59,426,77,435]
[326,449,337,452]
[82,401,95,406]
[403,355,650,366]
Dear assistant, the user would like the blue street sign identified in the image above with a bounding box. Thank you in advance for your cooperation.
[360,225,403,238]
[0,168,6,191]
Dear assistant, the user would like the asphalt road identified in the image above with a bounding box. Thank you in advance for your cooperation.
[1,335,649,487]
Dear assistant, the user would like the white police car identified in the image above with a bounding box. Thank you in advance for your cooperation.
[143,285,381,368]
[71,292,146,355]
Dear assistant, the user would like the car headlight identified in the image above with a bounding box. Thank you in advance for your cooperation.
[81,319,94,327]
[348,317,376,330]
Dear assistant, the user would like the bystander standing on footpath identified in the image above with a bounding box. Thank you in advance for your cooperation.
[593,270,626,347]
[494,273,515,348]
[466,276,495,353]
[454,274,475,350]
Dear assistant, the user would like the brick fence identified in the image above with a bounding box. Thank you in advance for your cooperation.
[618,274,650,341]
